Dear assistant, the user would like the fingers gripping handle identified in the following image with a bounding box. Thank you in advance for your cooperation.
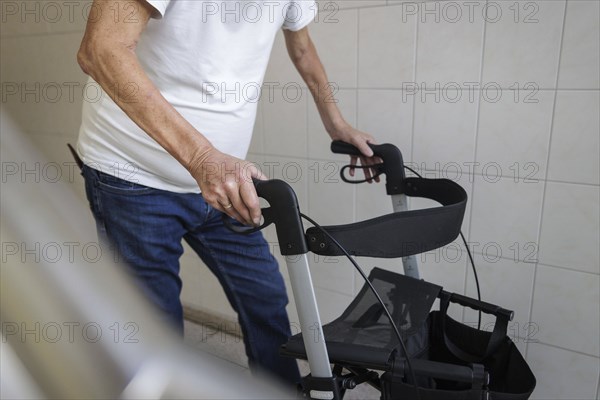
[331,141,406,195]
[223,179,309,256]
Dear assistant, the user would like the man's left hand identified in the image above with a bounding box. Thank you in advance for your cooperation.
[330,124,381,183]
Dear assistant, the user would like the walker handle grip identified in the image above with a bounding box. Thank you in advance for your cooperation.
[223,179,308,256]
[254,178,308,255]
[331,141,406,195]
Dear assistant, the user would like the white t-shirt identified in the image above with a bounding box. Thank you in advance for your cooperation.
[77,0,316,193]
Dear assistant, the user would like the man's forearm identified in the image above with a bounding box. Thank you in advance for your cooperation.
[284,27,379,179]
[77,23,212,171]
[284,29,349,137]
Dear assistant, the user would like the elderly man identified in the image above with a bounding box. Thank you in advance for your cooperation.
[76,0,376,384]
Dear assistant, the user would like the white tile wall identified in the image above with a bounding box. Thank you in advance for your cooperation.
[539,182,600,274]
[0,0,93,37]
[307,160,354,224]
[310,254,357,296]
[482,0,566,89]
[416,1,485,87]
[558,0,600,89]
[530,264,600,357]
[357,89,413,157]
[0,3,49,36]
[310,9,358,88]
[418,246,467,293]
[464,254,536,338]
[547,91,600,185]
[262,89,309,158]
[3,1,599,397]
[1,33,87,136]
[476,90,555,178]
[527,341,599,399]
[314,287,354,324]
[307,88,357,161]
[470,175,545,263]
[358,5,416,88]
[412,90,478,167]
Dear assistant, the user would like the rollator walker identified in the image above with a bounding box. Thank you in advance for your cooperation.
[226,142,536,400]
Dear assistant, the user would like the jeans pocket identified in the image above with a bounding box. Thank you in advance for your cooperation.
[96,172,156,196]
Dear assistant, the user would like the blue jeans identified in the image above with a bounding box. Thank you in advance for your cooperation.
[82,165,300,384]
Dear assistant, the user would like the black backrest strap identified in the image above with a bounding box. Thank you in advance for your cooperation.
[306,178,467,258]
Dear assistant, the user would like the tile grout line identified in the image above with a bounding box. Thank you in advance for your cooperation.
[402,5,417,220]
[521,261,599,277]
[327,86,600,91]
[260,96,266,158]
[304,86,310,214]
[528,340,600,360]
[250,152,600,187]
[353,8,360,295]
[525,0,569,360]
[409,3,418,167]
[405,2,419,210]
[461,0,488,322]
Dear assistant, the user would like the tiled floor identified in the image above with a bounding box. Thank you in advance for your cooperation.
[183,320,379,399]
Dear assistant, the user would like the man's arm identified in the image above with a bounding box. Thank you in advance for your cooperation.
[283,27,379,181]
[77,0,263,225]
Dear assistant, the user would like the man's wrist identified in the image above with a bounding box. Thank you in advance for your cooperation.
[184,143,216,175]
[327,118,351,139]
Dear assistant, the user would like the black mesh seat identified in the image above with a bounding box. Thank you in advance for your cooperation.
[281,268,442,371]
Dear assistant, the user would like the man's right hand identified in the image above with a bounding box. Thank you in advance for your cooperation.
[187,147,266,227]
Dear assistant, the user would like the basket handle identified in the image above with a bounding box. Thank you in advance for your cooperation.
[439,291,512,363]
